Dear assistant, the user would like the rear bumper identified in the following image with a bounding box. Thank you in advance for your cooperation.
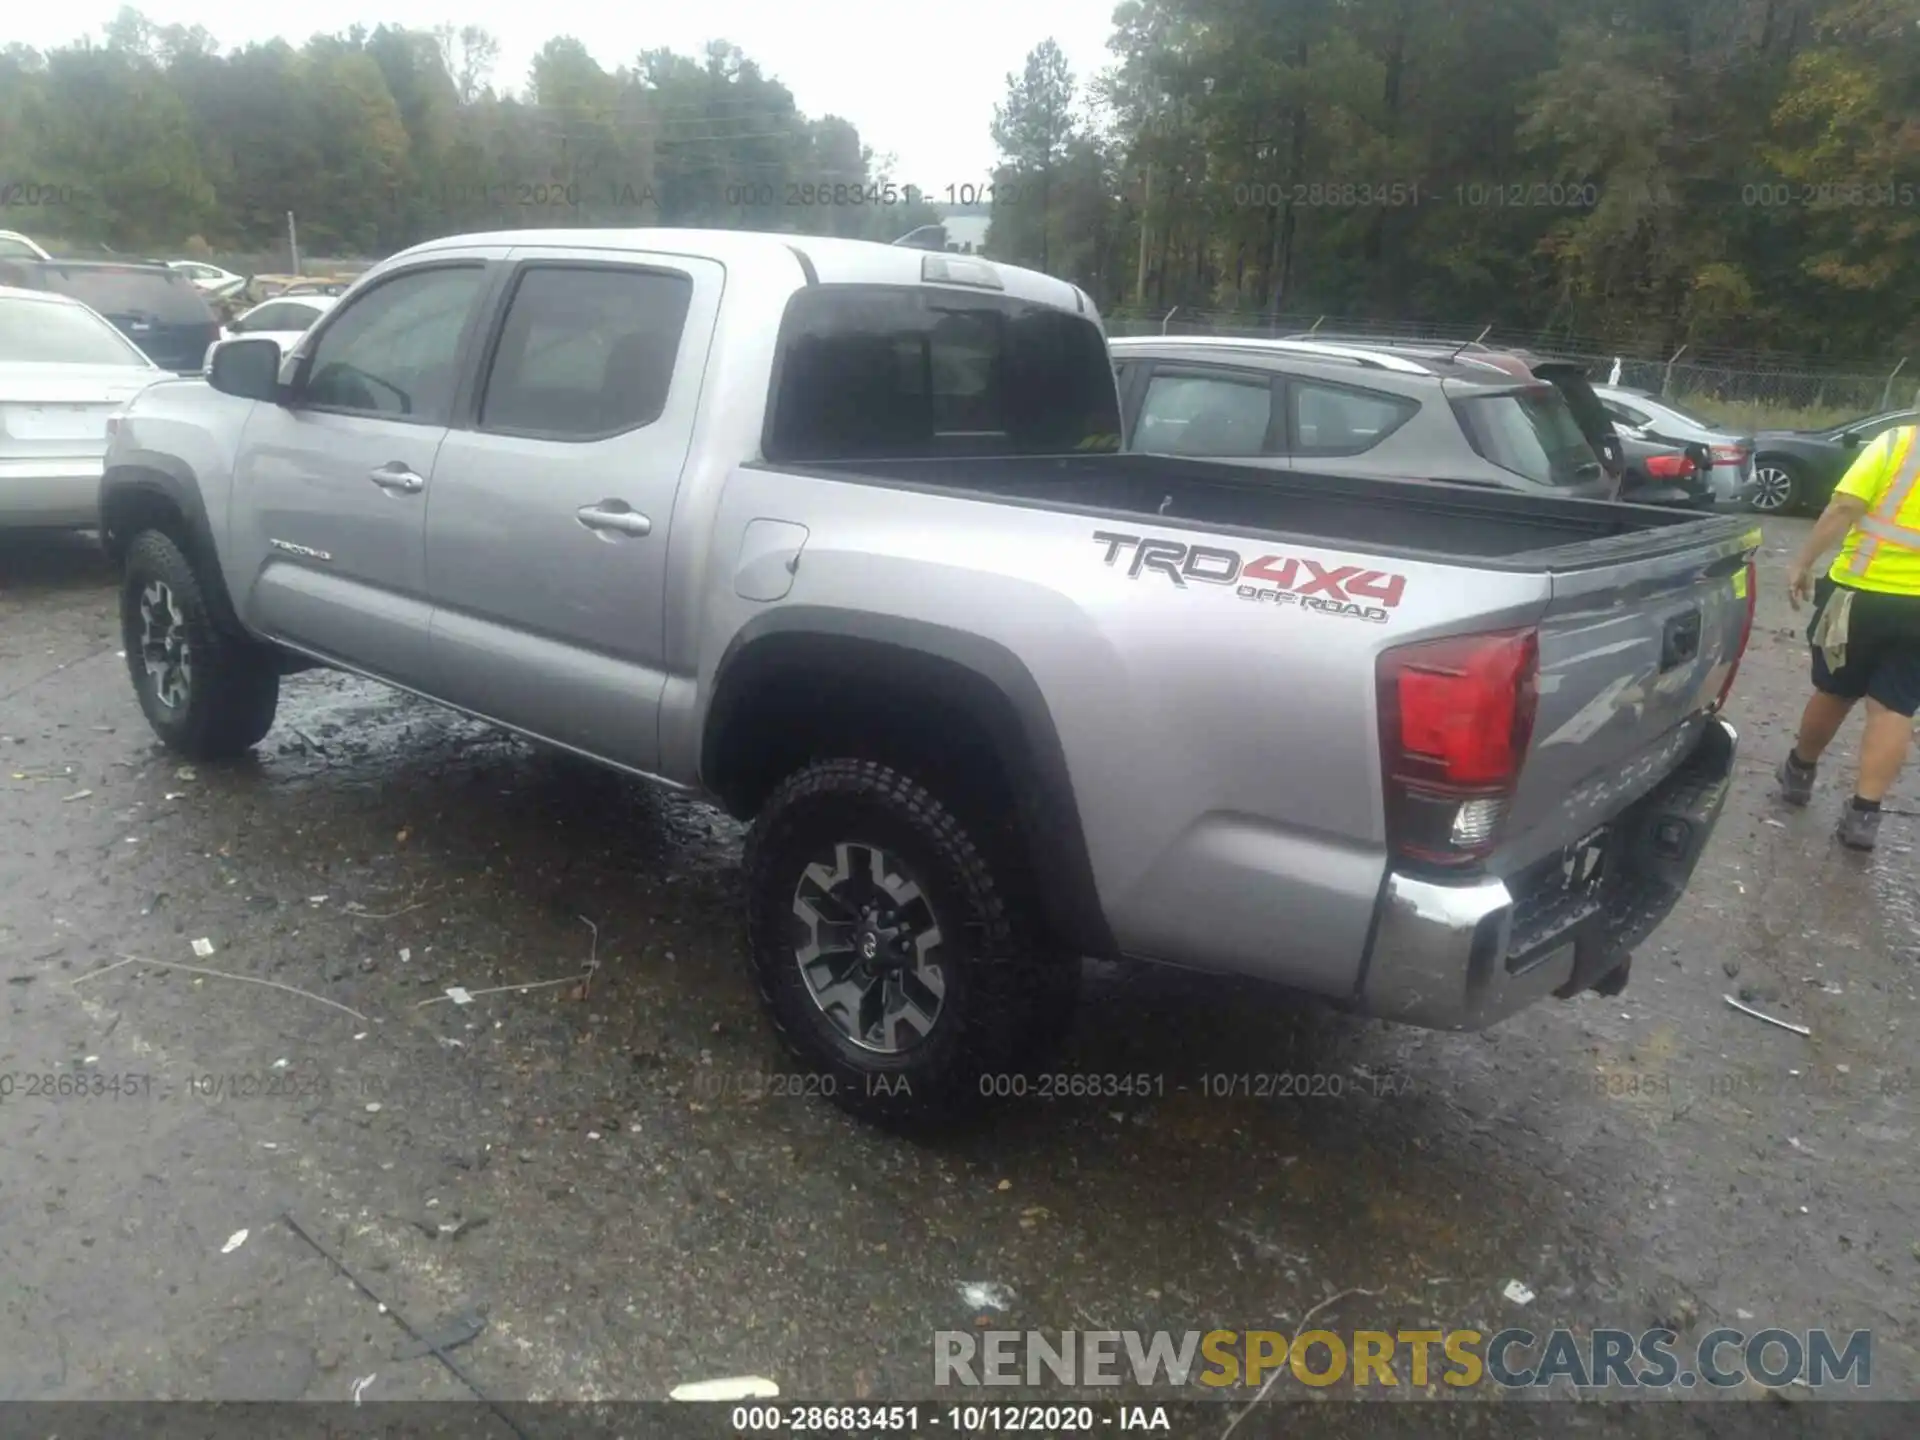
[1360,715,1737,1030]
[1708,464,1759,507]
[0,456,104,528]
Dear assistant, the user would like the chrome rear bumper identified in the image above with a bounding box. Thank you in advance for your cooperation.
[1360,716,1738,1030]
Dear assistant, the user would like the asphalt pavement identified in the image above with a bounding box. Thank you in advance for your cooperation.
[1,520,1916,1425]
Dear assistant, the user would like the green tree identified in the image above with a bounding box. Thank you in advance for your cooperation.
[990,39,1079,271]
[32,43,216,246]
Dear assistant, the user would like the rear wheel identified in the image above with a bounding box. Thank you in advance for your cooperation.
[120,530,280,759]
[743,757,1078,1126]
[1749,457,1803,514]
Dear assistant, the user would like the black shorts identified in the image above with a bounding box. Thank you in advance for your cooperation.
[1809,577,1920,716]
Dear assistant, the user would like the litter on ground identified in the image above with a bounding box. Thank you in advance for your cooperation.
[670,1376,779,1402]
[958,1281,1016,1311]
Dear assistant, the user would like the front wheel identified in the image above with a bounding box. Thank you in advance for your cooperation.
[120,530,280,758]
[1748,457,1803,514]
[743,758,1078,1126]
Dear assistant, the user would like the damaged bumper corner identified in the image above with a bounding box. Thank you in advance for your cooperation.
[1359,715,1738,1031]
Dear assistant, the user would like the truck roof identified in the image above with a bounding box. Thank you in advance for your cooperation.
[392,227,1096,319]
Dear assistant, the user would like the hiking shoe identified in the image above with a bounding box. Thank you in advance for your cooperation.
[1836,805,1882,851]
[1775,755,1816,807]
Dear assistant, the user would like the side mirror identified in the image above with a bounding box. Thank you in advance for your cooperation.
[207,336,286,402]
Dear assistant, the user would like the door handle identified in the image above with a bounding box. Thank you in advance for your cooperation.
[575,502,652,537]
[369,465,425,494]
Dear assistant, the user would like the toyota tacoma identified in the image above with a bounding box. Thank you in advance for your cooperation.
[99,228,1760,1122]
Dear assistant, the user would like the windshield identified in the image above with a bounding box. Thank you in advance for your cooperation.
[0,294,150,366]
[37,266,215,326]
[1454,387,1604,487]
[765,284,1120,461]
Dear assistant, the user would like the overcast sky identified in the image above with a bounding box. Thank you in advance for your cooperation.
[15,2,1120,192]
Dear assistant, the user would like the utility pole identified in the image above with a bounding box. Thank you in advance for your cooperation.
[287,212,301,276]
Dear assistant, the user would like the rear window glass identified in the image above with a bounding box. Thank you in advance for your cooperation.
[0,294,150,366]
[764,285,1120,461]
[1454,388,1605,488]
[35,266,215,327]
[1645,397,1718,430]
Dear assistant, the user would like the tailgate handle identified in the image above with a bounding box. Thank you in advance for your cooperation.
[1661,610,1702,671]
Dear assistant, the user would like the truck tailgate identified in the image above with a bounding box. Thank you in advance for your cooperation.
[1498,519,1761,865]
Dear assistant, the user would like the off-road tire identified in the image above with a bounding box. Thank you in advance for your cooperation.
[120,530,280,759]
[743,757,1078,1126]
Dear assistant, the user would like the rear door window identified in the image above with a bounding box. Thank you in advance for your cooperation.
[1289,379,1418,457]
[765,285,1120,461]
[1134,370,1277,456]
[1455,388,1606,487]
[478,265,694,439]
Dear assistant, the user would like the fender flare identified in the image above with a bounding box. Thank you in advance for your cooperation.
[704,607,1116,960]
[100,451,246,635]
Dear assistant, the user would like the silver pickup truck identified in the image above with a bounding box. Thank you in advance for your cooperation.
[99,228,1761,1123]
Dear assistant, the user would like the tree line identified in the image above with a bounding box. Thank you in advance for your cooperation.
[2,2,1916,360]
[0,8,943,260]
[988,0,1920,360]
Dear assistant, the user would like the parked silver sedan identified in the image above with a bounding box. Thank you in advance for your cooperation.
[0,285,169,529]
[1592,385,1759,509]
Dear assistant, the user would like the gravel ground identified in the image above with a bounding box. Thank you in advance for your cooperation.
[0,521,1915,1432]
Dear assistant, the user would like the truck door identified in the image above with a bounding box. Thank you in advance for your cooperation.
[231,260,493,680]
[422,251,723,772]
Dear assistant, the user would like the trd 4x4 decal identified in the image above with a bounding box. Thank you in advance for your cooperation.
[1092,530,1406,624]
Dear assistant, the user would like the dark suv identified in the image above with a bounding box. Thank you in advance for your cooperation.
[1,260,220,373]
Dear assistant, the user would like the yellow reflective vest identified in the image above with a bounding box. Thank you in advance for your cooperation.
[1831,424,1920,596]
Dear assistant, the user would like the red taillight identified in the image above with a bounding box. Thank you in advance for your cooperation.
[1645,453,1697,480]
[1377,629,1541,867]
[1711,445,1750,465]
[1715,560,1758,710]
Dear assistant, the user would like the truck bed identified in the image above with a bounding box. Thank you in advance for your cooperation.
[788,453,1754,570]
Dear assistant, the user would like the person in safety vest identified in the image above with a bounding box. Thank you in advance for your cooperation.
[1779,419,1920,849]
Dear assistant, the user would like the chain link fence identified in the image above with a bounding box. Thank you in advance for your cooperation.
[1104,307,1916,427]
